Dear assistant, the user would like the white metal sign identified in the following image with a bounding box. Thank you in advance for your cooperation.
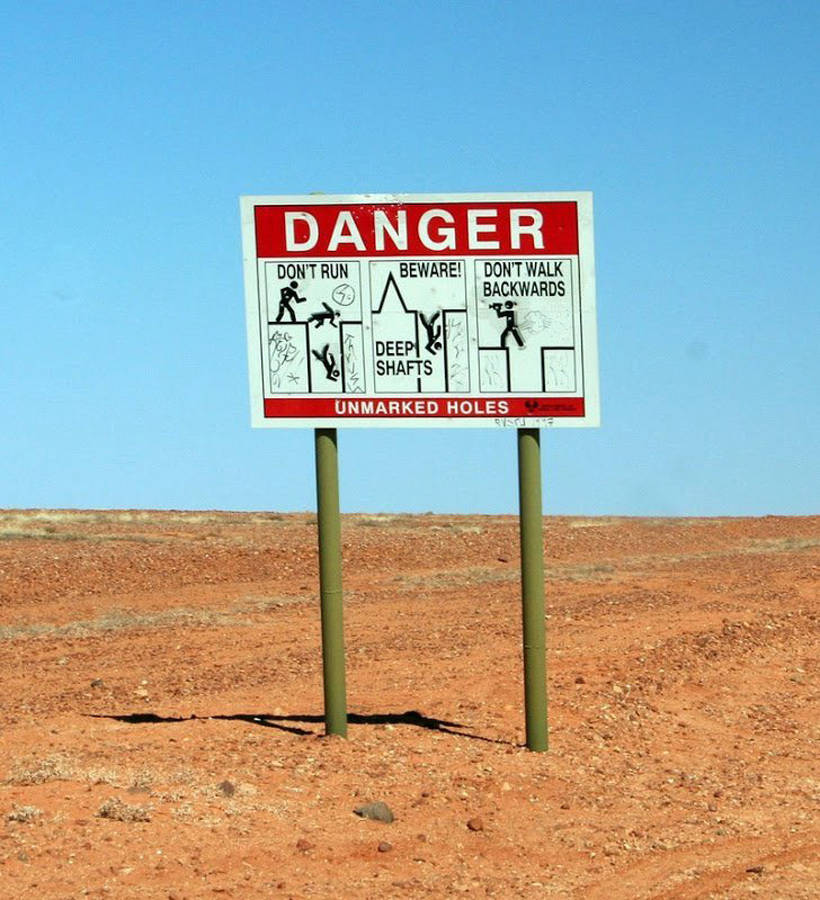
[241,193,599,428]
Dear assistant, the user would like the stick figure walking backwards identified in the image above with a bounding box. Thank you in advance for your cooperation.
[275,280,307,323]
[419,311,442,354]
[312,343,340,381]
[491,301,524,349]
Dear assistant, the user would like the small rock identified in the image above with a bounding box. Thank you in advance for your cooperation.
[466,817,484,832]
[295,838,314,852]
[746,865,764,875]
[575,675,586,684]
[354,801,394,823]
[91,678,105,688]
[377,841,393,853]
[218,780,235,797]
[497,556,509,563]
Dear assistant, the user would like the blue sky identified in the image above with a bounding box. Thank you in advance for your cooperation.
[1,1,817,516]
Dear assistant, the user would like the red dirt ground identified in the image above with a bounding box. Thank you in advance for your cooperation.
[0,510,817,898]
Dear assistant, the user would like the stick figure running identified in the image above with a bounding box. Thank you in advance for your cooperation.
[307,302,340,329]
[419,311,442,354]
[491,301,524,348]
[275,280,307,323]
[312,343,340,381]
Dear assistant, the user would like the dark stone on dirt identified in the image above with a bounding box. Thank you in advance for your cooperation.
[467,817,484,832]
[354,801,395,823]
[91,678,105,688]
[377,841,393,853]
[218,780,236,797]
[746,865,764,875]
[296,838,315,852]
[575,675,586,684]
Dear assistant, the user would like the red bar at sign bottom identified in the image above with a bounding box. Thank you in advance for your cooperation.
[263,397,585,419]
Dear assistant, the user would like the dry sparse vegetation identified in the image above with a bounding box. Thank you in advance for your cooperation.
[96,797,152,823]
[6,805,42,823]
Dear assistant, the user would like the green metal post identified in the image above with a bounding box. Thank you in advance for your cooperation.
[517,427,548,751]
[314,428,348,737]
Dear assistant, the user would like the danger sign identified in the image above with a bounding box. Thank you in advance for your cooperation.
[240,193,599,428]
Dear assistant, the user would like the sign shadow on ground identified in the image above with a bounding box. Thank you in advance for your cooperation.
[88,710,510,744]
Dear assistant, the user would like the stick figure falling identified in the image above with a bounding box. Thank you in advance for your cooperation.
[312,343,340,381]
[419,311,442,354]
[307,302,340,329]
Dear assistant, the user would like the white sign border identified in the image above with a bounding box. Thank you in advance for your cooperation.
[240,192,599,429]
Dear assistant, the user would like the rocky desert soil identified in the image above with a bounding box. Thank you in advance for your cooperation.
[0,509,817,898]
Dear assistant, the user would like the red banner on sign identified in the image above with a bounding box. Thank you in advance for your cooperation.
[255,201,579,259]
[263,397,585,419]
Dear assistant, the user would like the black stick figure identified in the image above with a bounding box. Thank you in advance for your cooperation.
[312,343,340,381]
[491,301,524,348]
[307,302,339,329]
[419,311,442,354]
[275,280,307,323]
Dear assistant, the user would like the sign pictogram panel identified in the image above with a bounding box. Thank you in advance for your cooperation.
[241,193,599,428]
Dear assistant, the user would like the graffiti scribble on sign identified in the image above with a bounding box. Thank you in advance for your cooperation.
[446,318,468,391]
[268,329,302,389]
[520,310,552,336]
[344,333,364,393]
